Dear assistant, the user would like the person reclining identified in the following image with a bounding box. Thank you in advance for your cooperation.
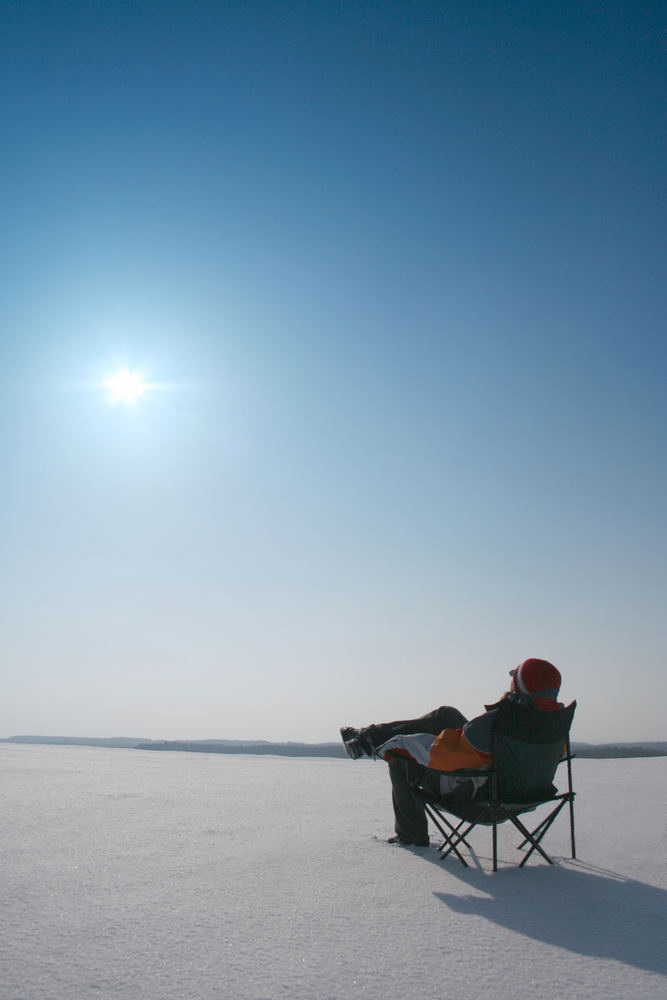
[340,658,564,846]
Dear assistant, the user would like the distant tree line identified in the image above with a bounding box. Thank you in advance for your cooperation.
[4,735,666,759]
[571,743,667,758]
[134,740,348,757]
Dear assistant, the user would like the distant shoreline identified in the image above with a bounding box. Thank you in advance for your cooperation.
[2,735,666,759]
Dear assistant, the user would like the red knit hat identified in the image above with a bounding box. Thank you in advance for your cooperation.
[510,658,561,701]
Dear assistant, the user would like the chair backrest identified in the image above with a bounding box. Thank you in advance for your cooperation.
[493,699,576,802]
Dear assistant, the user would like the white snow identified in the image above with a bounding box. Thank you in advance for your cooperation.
[1,743,666,1000]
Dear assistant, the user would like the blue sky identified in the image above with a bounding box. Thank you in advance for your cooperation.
[1,0,665,742]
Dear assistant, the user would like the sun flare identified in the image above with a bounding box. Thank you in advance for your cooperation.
[103,370,148,404]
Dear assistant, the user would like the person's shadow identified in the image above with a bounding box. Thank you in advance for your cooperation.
[423,850,667,977]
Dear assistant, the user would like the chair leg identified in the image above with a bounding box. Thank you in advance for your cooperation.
[503,810,554,867]
[492,813,498,872]
[441,815,473,851]
[518,797,570,853]
[428,808,473,851]
[566,750,576,859]
[439,805,495,866]
[440,822,475,865]
[424,804,470,866]
[568,795,576,859]
[423,802,474,849]
[519,811,551,847]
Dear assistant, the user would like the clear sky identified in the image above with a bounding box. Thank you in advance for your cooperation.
[1,0,665,744]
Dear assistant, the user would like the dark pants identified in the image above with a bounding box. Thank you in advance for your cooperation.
[365,707,468,843]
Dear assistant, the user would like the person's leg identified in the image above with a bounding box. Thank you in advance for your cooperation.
[387,757,430,845]
[365,706,467,750]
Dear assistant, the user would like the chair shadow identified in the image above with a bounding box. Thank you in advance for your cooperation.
[420,849,667,977]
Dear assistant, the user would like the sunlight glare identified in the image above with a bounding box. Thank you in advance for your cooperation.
[103,370,148,404]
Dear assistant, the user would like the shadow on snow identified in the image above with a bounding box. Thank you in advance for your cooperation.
[427,855,666,977]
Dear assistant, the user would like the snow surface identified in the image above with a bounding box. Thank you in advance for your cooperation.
[1,743,666,1000]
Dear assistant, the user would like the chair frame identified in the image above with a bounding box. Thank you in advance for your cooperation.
[418,708,576,872]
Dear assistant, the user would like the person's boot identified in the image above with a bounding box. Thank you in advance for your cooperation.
[387,834,430,847]
[340,726,375,759]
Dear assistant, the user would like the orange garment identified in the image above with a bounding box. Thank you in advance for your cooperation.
[428,727,493,772]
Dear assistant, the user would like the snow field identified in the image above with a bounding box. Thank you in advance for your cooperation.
[1,744,665,1000]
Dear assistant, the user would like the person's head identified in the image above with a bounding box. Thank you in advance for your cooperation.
[509,658,562,709]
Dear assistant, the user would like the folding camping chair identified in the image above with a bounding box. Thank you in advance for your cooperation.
[418,699,576,871]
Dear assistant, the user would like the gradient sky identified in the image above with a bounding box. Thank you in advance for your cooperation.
[2,0,665,743]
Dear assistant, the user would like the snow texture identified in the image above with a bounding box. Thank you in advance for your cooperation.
[1,743,666,1000]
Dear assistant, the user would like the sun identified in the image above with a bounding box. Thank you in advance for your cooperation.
[103,369,148,404]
